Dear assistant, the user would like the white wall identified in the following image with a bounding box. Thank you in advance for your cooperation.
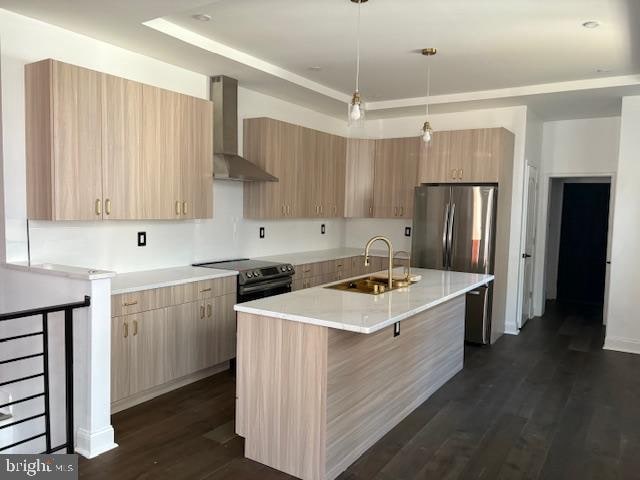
[605,96,640,354]
[350,106,529,337]
[0,9,349,272]
[532,117,620,315]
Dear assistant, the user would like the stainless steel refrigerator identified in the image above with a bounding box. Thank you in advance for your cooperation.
[411,185,497,344]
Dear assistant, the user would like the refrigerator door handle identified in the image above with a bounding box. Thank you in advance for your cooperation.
[442,203,450,268]
[447,203,456,268]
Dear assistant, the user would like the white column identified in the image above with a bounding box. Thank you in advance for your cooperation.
[74,277,117,458]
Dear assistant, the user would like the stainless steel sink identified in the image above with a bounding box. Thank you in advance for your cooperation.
[324,276,417,295]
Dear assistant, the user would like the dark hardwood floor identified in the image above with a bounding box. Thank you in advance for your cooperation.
[80,301,640,480]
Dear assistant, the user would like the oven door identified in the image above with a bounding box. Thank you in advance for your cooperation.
[237,276,292,303]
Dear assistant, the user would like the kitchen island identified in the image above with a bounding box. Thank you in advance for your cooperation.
[234,268,493,480]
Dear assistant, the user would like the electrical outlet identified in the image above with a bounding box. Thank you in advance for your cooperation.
[405,227,412,237]
[137,232,146,247]
[321,224,326,235]
[259,227,265,239]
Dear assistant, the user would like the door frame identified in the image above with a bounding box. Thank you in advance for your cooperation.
[534,172,616,326]
[515,164,538,330]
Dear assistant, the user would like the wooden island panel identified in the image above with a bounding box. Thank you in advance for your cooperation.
[235,295,466,480]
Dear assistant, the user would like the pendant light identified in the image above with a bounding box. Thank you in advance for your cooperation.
[421,48,437,143]
[348,0,367,127]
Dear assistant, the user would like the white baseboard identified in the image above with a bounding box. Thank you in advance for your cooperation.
[75,426,117,459]
[604,335,640,355]
[503,321,520,336]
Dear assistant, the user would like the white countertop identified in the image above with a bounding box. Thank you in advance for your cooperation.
[235,268,494,334]
[3,262,116,280]
[111,266,238,295]
[255,247,388,265]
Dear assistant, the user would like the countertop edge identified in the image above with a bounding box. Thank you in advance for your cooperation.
[111,270,239,295]
[235,275,495,334]
[3,262,116,280]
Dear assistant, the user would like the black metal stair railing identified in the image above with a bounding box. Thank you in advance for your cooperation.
[0,296,91,454]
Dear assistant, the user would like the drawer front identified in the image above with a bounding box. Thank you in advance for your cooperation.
[299,262,322,279]
[112,283,198,317]
[197,276,237,299]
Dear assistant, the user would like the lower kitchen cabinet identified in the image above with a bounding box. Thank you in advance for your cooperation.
[110,277,237,410]
[291,256,388,291]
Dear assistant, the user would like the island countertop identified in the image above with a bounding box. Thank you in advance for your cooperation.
[234,268,494,334]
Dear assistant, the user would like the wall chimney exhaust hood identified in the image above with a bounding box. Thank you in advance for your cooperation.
[211,75,277,182]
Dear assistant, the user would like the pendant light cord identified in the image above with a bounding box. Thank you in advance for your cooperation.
[426,63,430,117]
[355,0,362,93]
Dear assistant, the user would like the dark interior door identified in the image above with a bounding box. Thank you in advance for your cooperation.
[557,183,610,305]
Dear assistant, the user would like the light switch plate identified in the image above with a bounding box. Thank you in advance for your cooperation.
[259,227,265,239]
[137,232,146,247]
[321,224,326,235]
[404,227,412,237]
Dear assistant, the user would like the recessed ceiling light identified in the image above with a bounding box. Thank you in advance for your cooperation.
[308,66,322,72]
[582,20,600,29]
[192,13,212,22]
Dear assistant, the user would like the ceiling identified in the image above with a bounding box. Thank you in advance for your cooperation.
[1,0,639,120]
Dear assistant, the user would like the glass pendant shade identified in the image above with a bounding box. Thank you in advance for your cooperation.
[422,120,433,143]
[348,91,365,127]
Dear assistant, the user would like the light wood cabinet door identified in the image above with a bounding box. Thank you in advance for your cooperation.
[418,131,452,184]
[397,137,421,219]
[110,317,131,402]
[164,302,199,381]
[280,121,303,217]
[330,135,347,217]
[373,137,420,218]
[468,129,501,183]
[25,60,103,220]
[345,138,375,217]
[213,293,237,365]
[52,61,103,221]
[244,118,300,218]
[102,75,144,220]
[142,85,182,219]
[181,96,214,219]
[372,138,399,218]
[129,309,167,395]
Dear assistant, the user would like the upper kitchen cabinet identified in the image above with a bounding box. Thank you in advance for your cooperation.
[102,74,144,219]
[25,59,214,221]
[243,117,303,219]
[419,128,513,184]
[26,59,103,220]
[344,138,375,218]
[243,117,346,219]
[372,137,421,218]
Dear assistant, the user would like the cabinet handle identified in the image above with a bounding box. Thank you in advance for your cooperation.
[123,300,138,307]
[175,201,181,215]
[320,205,324,215]
[206,303,212,317]
[133,320,138,336]
[95,199,102,216]
[124,322,128,338]
[400,206,404,217]
[105,199,111,216]
[200,305,205,319]
[394,207,398,217]
[182,201,188,215]
[459,169,464,180]
[287,205,291,215]
[200,287,212,293]
[282,205,286,215]
[451,169,457,180]
[369,206,373,216]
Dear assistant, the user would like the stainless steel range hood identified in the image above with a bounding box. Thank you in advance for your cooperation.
[211,75,277,182]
